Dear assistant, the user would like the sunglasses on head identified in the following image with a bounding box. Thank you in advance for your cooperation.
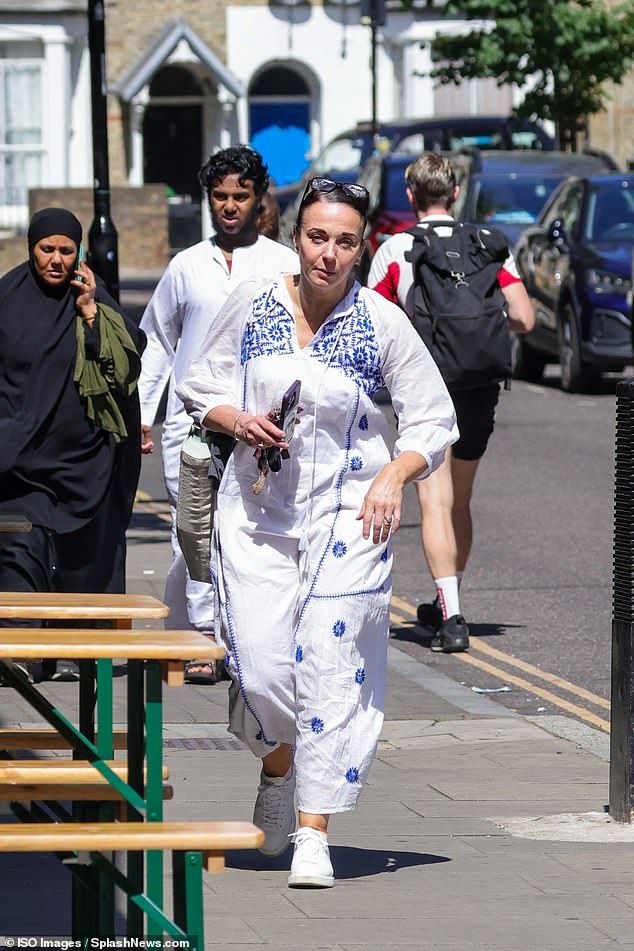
[301,177,369,208]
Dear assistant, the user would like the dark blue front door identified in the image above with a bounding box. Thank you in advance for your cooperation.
[250,101,310,186]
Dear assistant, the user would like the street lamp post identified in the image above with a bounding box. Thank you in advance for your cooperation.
[361,0,386,142]
[87,0,119,301]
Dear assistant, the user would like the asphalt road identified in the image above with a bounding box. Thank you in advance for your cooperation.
[390,367,623,733]
[135,365,628,735]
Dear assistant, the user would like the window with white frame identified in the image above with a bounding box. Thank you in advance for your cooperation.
[0,41,44,208]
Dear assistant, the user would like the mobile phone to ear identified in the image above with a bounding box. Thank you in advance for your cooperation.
[279,379,301,443]
[76,242,86,282]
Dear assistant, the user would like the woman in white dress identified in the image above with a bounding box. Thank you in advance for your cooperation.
[178,178,458,888]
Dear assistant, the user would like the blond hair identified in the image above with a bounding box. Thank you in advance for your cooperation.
[405,153,457,212]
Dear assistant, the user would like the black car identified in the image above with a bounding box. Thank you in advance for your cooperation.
[454,149,619,246]
[378,114,554,155]
[514,174,634,391]
[276,114,553,232]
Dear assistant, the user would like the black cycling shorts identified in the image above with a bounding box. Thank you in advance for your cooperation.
[450,384,501,461]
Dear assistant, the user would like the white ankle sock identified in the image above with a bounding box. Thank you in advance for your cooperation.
[434,576,460,620]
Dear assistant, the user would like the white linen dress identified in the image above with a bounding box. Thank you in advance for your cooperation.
[138,236,298,631]
[178,275,458,814]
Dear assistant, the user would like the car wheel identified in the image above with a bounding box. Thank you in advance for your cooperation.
[511,333,546,383]
[558,306,599,393]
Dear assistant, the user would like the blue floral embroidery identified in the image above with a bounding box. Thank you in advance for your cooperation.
[295,645,303,663]
[256,731,263,741]
[345,766,360,784]
[241,286,293,365]
[332,540,348,558]
[380,548,389,563]
[350,455,364,471]
[355,667,365,684]
[332,620,346,638]
[311,294,384,397]
[358,414,369,431]
[311,717,325,735]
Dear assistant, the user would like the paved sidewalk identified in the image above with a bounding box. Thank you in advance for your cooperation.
[1,514,632,949]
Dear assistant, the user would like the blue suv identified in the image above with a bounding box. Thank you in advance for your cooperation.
[514,174,634,391]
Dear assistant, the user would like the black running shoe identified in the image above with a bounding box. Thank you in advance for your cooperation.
[431,615,469,653]
[417,600,443,631]
[49,660,80,682]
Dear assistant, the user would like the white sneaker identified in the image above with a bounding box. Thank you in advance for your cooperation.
[253,768,296,857]
[288,828,335,888]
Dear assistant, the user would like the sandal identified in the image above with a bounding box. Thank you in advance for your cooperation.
[184,660,217,685]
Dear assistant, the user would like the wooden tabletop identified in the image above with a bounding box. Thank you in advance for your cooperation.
[0,593,169,619]
[0,820,265,853]
[0,516,32,533]
[0,760,169,783]
[0,629,225,660]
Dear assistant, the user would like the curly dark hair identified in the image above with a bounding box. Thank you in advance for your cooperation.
[198,146,269,199]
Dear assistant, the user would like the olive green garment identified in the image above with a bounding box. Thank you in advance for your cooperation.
[74,302,141,443]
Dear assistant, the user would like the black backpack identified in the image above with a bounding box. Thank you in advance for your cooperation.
[405,221,511,390]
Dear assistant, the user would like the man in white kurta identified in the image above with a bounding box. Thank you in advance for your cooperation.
[178,274,457,811]
[138,147,298,643]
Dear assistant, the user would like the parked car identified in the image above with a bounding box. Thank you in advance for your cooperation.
[276,114,554,236]
[358,148,618,278]
[513,174,634,391]
[378,114,554,156]
[454,149,619,246]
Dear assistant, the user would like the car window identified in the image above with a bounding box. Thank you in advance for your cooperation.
[450,130,505,151]
[583,181,634,242]
[471,174,562,226]
[511,130,545,150]
[558,185,583,239]
[311,135,368,176]
[359,161,383,214]
[540,184,570,229]
[395,130,443,154]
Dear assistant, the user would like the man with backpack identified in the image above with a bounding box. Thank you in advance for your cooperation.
[367,152,534,651]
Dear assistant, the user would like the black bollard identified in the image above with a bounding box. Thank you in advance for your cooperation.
[610,379,634,821]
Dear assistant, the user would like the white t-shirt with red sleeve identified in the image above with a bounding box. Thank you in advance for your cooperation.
[367,214,522,318]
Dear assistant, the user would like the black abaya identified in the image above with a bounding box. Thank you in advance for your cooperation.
[0,221,144,597]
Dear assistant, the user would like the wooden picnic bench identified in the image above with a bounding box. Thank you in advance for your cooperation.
[0,593,244,943]
[0,728,127,750]
[0,820,264,942]
[0,591,168,626]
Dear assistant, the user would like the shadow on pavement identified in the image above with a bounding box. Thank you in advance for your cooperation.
[468,621,526,638]
[390,621,525,647]
[227,846,450,878]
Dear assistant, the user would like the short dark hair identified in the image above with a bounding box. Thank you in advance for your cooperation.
[406,153,457,212]
[198,146,269,199]
[296,188,368,232]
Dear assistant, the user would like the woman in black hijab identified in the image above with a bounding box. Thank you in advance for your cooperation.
[0,208,144,679]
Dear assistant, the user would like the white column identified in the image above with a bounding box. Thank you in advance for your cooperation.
[402,39,433,120]
[43,35,71,185]
[129,89,149,186]
[217,86,237,151]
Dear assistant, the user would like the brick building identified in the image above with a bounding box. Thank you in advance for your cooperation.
[0,0,547,267]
